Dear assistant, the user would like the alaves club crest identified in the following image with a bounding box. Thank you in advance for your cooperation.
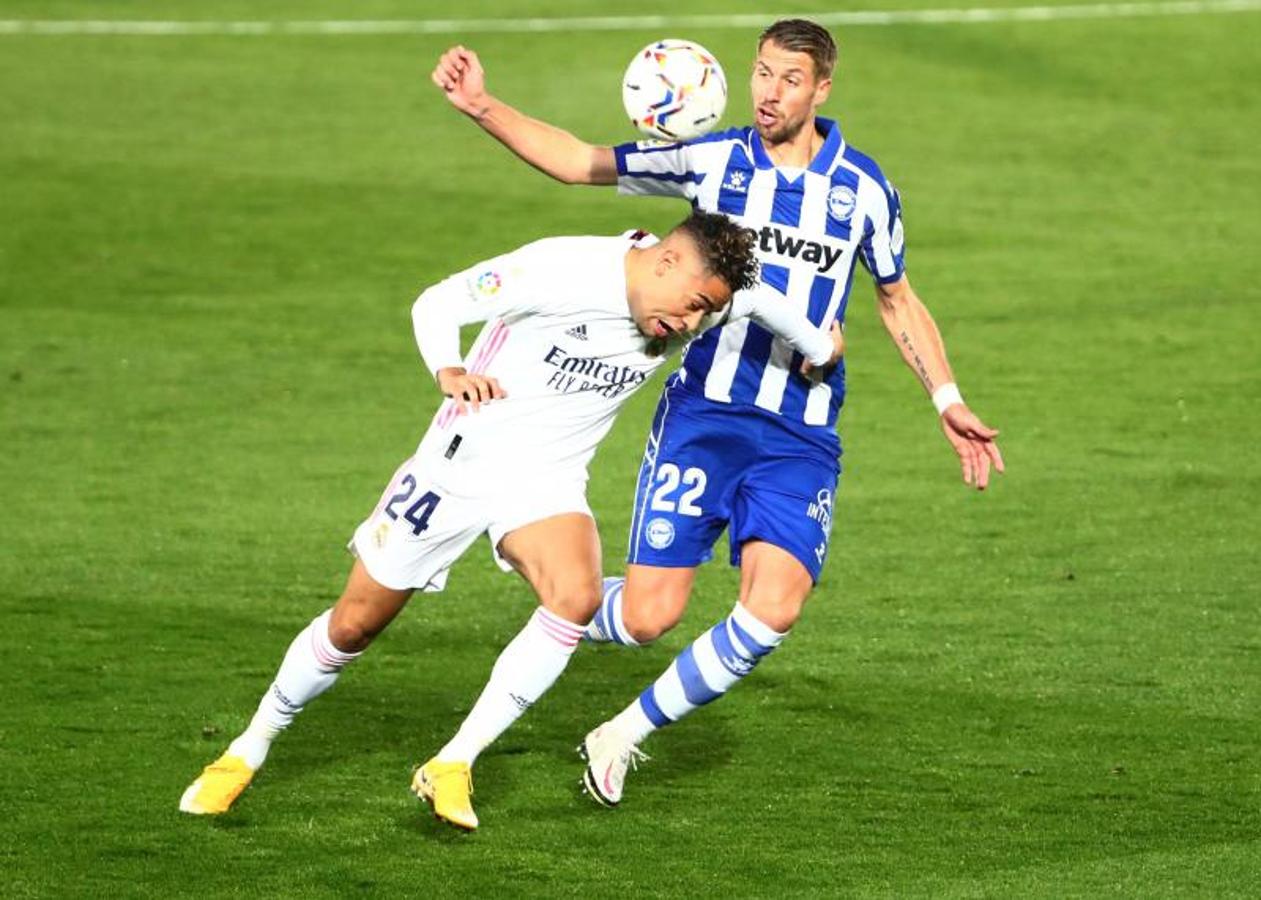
[827,185,856,223]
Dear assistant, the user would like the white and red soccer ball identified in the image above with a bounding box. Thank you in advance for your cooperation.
[622,39,728,142]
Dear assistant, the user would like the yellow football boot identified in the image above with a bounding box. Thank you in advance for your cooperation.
[411,759,478,831]
[178,753,256,815]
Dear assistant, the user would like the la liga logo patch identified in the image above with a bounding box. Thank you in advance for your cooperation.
[475,270,502,296]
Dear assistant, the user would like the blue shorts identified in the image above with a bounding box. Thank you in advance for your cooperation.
[626,375,841,582]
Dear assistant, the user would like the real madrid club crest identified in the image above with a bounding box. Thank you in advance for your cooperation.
[827,185,856,223]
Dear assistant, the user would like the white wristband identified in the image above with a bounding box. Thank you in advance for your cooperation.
[932,382,963,415]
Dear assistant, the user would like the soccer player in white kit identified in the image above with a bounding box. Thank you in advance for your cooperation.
[433,19,1005,807]
[178,211,842,830]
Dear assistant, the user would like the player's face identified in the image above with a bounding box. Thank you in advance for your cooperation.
[750,41,832,146]
[633,244,732,342]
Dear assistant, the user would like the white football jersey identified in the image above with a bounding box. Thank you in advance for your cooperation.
[412,232,672,484]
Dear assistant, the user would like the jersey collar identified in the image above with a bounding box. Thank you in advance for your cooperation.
[749,116,845,174]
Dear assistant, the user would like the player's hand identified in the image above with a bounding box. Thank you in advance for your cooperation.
[939,403,1004,490]
[436,366,506,415]
[431,46,489,117]
[800,321,845,383]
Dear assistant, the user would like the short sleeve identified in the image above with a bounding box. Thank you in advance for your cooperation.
[616,129,750,203]
[614,139,705,200]
[858,179,907,285]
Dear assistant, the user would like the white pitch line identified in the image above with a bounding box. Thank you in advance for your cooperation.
[0,1,1259,35]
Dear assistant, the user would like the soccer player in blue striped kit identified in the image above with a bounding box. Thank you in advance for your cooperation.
[434,18,1005,806]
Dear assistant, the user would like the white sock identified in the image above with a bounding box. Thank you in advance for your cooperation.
[227,609,361,769]
[437,606,584,766]
[609,698,657,745]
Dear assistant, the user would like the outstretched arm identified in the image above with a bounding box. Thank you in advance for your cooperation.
[432,46,618,186]
[875,276,1005,490]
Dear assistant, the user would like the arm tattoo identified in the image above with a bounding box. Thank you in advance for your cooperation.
[899,330,934,392]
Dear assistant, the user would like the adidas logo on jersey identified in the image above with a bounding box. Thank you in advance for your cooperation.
[565,324,589,341]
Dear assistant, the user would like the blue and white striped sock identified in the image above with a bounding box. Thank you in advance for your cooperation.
[583,577,641,646]
[610,602,787,743]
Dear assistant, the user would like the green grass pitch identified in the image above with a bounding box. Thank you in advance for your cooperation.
[2,1,1259,895]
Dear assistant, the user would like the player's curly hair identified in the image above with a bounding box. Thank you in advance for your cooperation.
[759,19,838,81]
[672,210,759,294]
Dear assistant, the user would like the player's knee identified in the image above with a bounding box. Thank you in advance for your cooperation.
[739,594,806,634]
[739,544,814,633]
[539,583,602,625]
[620,568,693,643]
[621,591,688,644]
[326,617,375,654]
[327,605,388,654]
[622,615,672,644]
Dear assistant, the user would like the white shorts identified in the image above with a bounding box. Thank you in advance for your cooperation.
[349,451,592,593]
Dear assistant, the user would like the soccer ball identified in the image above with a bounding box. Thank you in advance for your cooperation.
[622,39,727,142]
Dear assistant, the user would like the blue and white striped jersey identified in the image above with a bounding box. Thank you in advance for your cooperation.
[614,117,905,430]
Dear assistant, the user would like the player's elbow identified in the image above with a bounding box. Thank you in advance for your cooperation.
[411,285,453,348]
[875,277,917,318]
[411,285,441,324]
[551,168,590,186]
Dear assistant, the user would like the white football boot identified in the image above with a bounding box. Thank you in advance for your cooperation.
[578,722,649,807]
